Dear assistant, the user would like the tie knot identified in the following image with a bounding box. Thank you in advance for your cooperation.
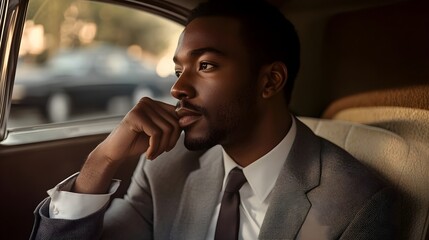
[224,168,247,193]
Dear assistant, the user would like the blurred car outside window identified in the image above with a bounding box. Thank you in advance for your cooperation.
[9,0,183,127]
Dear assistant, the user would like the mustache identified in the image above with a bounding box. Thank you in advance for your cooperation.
[175,100,206,115]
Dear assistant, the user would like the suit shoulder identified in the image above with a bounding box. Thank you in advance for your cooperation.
[319,137,387,192]
[304,137,393,232]
[308,137,390,217]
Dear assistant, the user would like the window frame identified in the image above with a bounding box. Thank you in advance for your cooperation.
[0,0,29,141]
[0,0,189,144]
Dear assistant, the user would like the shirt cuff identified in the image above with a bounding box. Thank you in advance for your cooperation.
[47,172,121,220]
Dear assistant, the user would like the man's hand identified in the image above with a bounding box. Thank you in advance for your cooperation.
[102,97,181,161]
[73,97,181,194]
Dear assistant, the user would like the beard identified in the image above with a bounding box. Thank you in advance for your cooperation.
[183,126,224,151]
[183,84,257,151]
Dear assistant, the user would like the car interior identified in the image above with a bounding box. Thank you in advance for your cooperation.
[0,0,427,239]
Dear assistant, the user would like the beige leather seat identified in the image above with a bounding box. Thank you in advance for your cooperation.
[300,115,429,240]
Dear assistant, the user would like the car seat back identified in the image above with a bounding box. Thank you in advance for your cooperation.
[300,115,429,240]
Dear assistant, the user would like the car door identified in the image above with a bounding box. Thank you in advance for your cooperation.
[0,0,186,238]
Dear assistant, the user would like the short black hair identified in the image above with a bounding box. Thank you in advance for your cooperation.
[187,0,300,104]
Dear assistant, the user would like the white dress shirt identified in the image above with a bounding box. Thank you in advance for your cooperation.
[48,118,296,239]
[48,173,120,219]
[205,117,296,240]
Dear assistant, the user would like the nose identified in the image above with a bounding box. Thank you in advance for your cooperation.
[171,72,196,100]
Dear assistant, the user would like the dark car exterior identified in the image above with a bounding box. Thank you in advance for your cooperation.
[12,44,175,122]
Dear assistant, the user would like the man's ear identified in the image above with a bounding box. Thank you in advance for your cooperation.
[260,62,288,99]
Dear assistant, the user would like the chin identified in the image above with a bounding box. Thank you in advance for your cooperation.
[183,128,223,151]
[184,133,214,151]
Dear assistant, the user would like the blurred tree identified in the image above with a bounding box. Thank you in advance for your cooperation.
[23,0,182,61]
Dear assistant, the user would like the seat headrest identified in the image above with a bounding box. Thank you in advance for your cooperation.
[323,85,429,118]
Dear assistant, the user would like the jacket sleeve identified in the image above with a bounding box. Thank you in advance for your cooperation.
[30,197,108,240]
[30,157,154,240]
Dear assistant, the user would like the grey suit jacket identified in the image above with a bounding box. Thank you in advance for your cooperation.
[31,118,395,240]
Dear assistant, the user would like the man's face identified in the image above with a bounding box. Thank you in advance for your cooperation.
[171,16,260,150]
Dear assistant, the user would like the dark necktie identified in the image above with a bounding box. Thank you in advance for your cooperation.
[214,168,247,240]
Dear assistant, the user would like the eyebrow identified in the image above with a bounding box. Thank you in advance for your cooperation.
[173,47,226,64]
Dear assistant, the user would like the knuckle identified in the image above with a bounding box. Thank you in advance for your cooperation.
[126,110,137,120]
[139,97,152,104]
[162,122,174,133]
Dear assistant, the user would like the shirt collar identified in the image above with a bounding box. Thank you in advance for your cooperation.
[222,116,297,203]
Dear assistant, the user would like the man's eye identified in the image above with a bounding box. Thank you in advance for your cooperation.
[199,62,215,71]
[175,70,182,77]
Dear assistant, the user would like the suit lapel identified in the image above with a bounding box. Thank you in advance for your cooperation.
[259,118,321,239]
[170,145,224,240]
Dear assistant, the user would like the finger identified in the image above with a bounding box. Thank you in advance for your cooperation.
[151,99,178,119]
[153,100,182,149]
[126,131,150,157]
[133,109,162,160]
[144,100,181,151]
[137,98,176,158]
[142,107,172,158]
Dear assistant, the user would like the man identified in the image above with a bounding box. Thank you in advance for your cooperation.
[31,0,395,239]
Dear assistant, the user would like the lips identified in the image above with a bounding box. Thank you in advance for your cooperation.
[176,107,202,128]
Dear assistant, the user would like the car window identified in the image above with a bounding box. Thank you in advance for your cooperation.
[9,0,183,127]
